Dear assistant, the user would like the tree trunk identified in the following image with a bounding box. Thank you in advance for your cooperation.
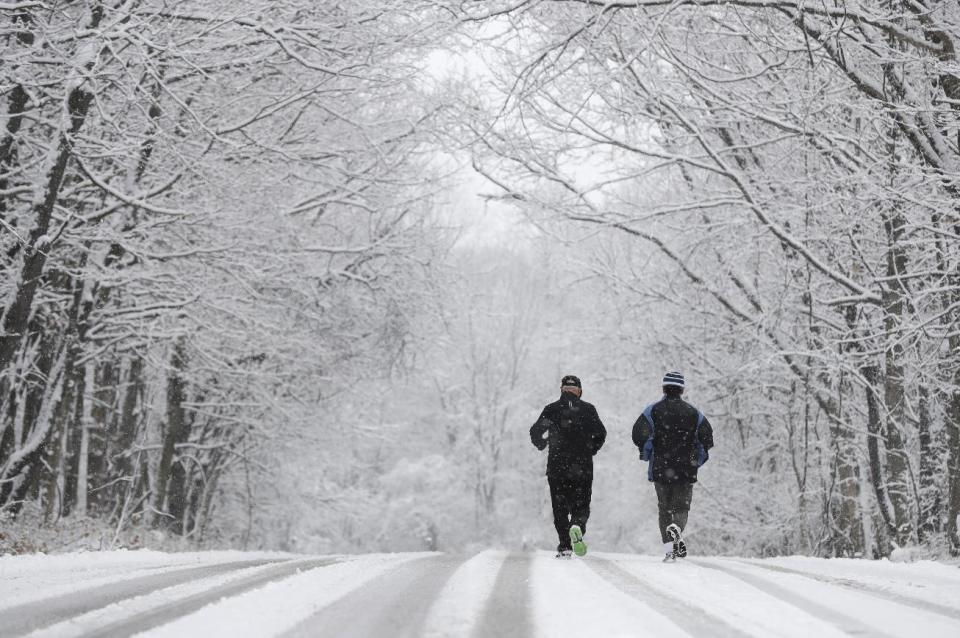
[197,451,224,544]
[87,359,116,513]
[18,327,58,452]
[44,341,81,523]
[862,364,897,550]
[830,435,863,556]
[881,212,914,547]
[0,1,103,373]
[947,369,960,555]
[0,87,94,373]
[825,387,863,556]
[167,450,191,533]
[154,338,188,527]
[0,85,29,205]
[930,212,959,553]
[0,335,65,513]
[74,362,95,516]
[0,389,16,479]
[111,357,143,510]
[917,383,939,542]
[0,6,33,233]
[56,258,94,517]
[62,355,86,516]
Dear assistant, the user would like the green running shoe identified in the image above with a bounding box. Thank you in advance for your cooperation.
[569,525,587,557]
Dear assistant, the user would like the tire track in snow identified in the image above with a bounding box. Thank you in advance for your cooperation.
[690,559,899,638]
[729,558,960,622]
[281,554,462,638]
[532,554,694,638]
[2,558,285,637]
[587,557,750,638]
[421,550,506,637]
[80,557,338,638]
[473,553,532,638]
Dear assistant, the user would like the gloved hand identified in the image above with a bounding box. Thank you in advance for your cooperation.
[530,418,552,451]
[535,431,548,450]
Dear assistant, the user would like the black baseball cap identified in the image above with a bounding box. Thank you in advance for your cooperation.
[561,375,581,389]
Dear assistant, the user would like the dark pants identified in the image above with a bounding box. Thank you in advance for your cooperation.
[548,476,592,550]
[655,482,694,543]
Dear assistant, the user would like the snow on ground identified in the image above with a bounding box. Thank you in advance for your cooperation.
[139,554,427,638]
[0,549,296,609]
[421,550,505,637]
[26,560,304,638]
[603,553,850,638]
[695,557,960,638]
[532,552,693,638]
[736,555,960,611]
[1,549,958,637]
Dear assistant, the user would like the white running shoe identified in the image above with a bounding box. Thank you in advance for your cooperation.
[662,540,676,562]
[666,523,687,558]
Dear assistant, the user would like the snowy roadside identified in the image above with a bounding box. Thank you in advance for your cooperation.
[733,555,960,612]
[140,553,428,638]
[1,549,959,637]
[0,549,299,609]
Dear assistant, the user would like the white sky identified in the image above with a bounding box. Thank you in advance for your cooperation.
[423,45,538,250]
[437,161,536,250]
[422,37,625,252]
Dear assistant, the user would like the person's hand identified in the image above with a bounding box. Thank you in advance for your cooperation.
[535,432,548,450]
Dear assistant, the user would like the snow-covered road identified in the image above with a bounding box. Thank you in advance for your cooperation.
[2,550,959,637]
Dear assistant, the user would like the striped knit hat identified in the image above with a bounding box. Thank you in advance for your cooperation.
[662,371,685,388]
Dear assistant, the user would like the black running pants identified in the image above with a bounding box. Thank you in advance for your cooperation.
[548,476,592,550]
[654,482,694,543]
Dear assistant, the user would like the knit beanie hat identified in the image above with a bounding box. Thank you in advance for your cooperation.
[662,371,685,388]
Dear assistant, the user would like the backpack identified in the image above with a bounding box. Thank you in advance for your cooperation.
[640,403,708,481]
[695,412,709,466]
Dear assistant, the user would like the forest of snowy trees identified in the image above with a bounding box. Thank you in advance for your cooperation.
[1,1,958,559]
[0,1,445,546]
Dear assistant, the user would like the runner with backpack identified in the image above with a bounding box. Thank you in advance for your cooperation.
[632,372,714,562]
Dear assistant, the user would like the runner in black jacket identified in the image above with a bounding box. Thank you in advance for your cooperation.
[632,371,714,561]
[530,375,606,558]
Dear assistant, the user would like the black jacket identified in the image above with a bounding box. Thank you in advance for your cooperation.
[530,391,606,481]
[632,395,714,484]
